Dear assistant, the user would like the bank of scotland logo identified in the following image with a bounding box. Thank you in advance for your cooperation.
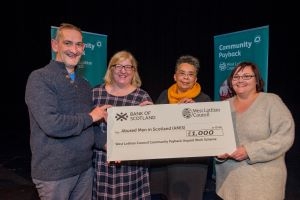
[115,112,128,121]
[182,108,193,119]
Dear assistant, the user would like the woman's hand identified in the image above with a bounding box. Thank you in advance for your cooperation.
[230,145,249,161]
[139,100,153,106]
[216,153,230,160]
[178,98,195,104]
[216,145,249,162]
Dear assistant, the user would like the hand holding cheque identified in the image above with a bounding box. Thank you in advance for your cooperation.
[107,101,236,161]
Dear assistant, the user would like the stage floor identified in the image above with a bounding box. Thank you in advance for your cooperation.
[0,151,299,200]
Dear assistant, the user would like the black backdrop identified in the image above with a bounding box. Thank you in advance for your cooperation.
[4,0,298,157]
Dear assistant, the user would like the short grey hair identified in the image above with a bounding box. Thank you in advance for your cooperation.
[175,55,200,74]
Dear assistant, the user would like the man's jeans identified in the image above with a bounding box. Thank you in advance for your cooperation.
[33,167,93,200]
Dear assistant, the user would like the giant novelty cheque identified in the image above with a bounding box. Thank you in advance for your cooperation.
[107,101,236,161]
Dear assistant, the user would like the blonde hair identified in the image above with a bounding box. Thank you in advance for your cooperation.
[104,50,142,87]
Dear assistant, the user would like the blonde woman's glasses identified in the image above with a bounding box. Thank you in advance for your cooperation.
[112,64,134,71]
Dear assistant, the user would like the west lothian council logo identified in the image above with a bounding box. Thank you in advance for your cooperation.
[115,112,128,121]
[182,108,193,119]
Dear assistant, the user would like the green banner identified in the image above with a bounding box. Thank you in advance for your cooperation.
[214,26,269,100]
[51,26,107,87]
